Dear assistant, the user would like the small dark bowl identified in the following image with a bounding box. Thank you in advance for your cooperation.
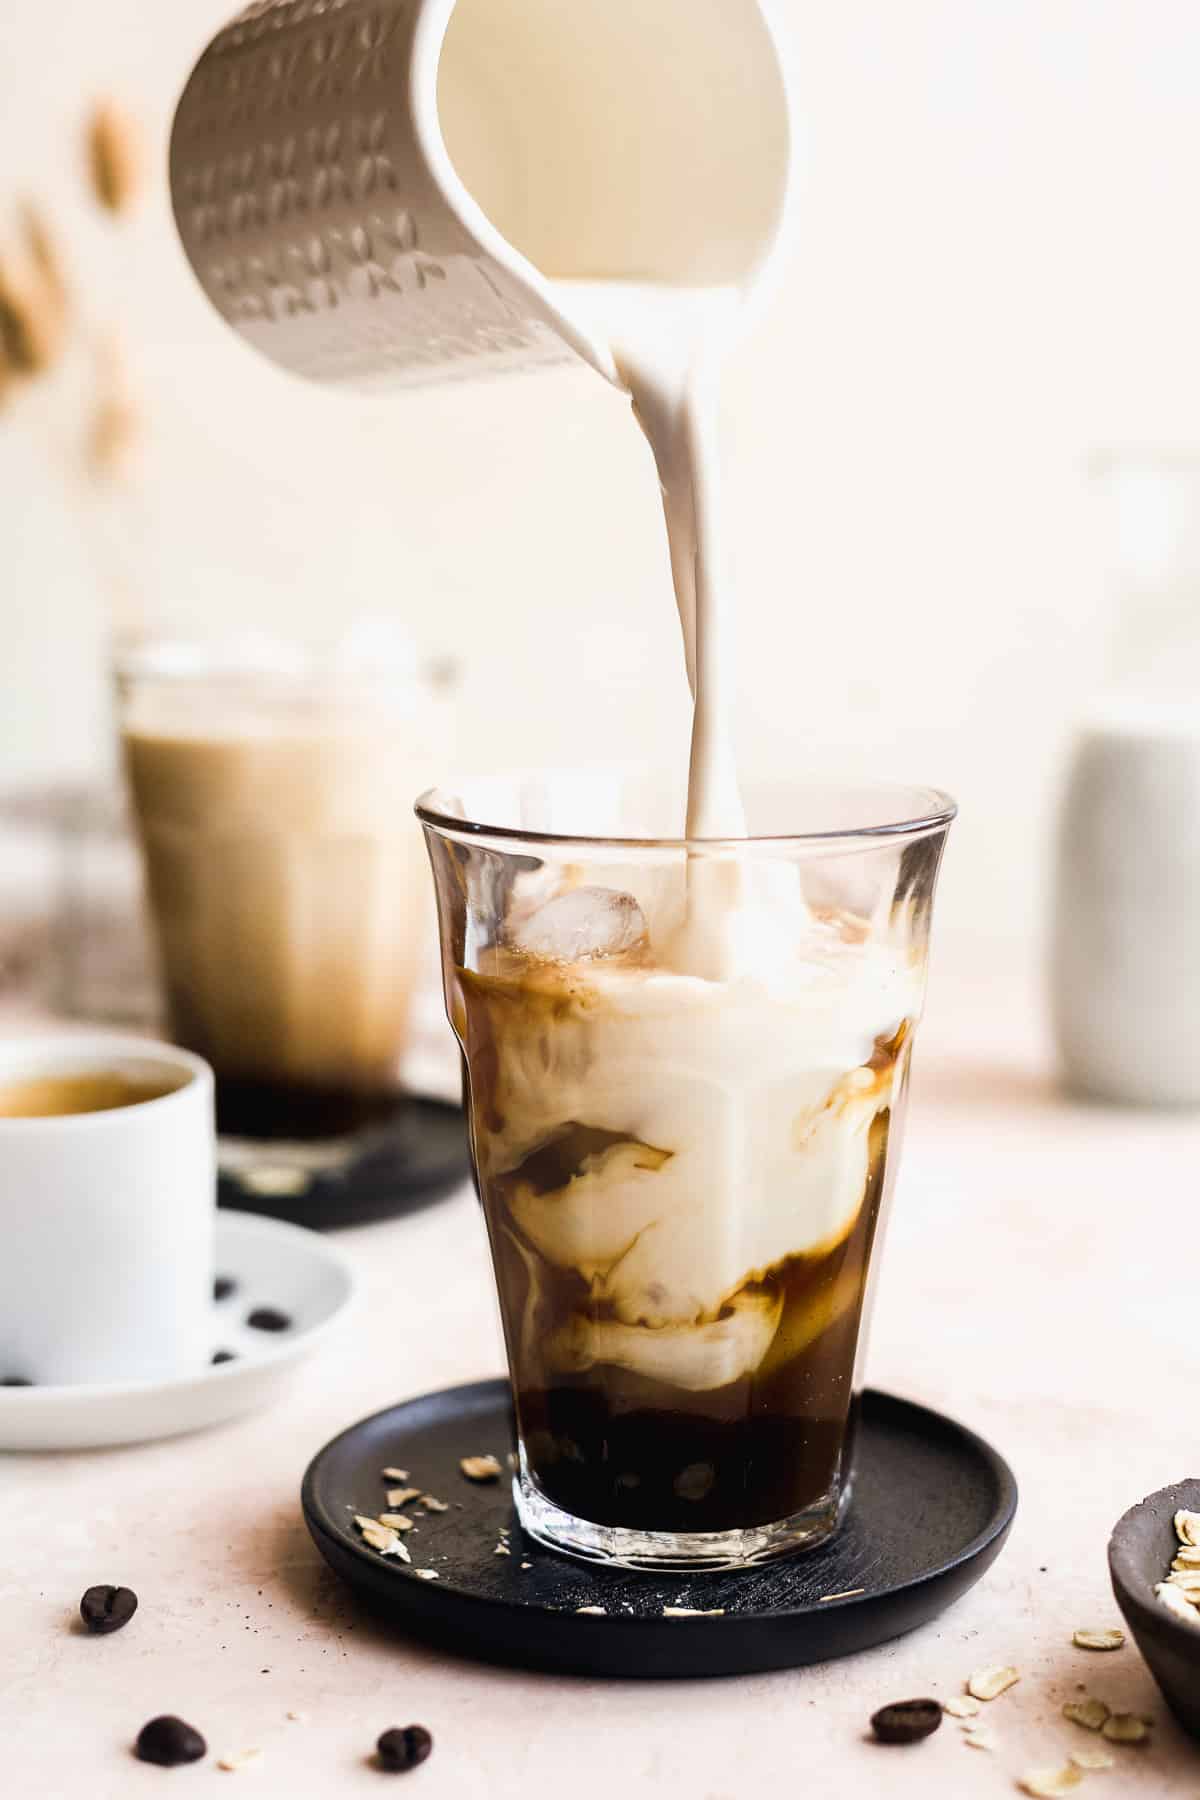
[1109,1478,1200,1741]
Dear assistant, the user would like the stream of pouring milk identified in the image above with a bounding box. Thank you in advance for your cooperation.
[556,283,793,982]
[557,285,744,839]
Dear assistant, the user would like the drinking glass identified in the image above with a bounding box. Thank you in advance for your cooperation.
[419,772,954,1569]
[118,638,447,1142]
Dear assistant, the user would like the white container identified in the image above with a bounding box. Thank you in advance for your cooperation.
[0,1036,215,1384]
[1051,704,1200,1106]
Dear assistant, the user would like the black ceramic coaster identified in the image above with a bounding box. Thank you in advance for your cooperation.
[301,1378,1017,1678]
[218,1096,470,1230]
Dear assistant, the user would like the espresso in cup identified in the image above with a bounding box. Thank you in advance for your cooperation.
[0,1070,182,1118]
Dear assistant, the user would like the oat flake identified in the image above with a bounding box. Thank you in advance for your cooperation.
[1100,1713,1151,1744]
[967,1664,1020,1701]
[1174,1509,1200,1547]
[217,1749,263,1773]
[1069,1747,1115,1771]
[1062,1697,1109,1732]
[1018,1764,1082,1797]
[1072,1627,1124,1651]
[460,1455,502,1482]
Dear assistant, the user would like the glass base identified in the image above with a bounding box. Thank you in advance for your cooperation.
[514,1466,852,1572]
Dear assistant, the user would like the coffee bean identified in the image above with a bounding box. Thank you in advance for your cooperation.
[211,1350,237,1365]
[213,1276,237,1302]
[1,1376,32,1386]
[870,1698,943,1744]
[376,1725,433,1773]
[80,1584,138,1634]
[135,1716,207,1766]
[246,1307,291,1333]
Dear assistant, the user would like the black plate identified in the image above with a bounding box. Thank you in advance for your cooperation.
[301,1378,1017,1678]
[218,1096,469,1230]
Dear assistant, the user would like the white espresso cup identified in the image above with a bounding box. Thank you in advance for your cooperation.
[0,1036,215,1387]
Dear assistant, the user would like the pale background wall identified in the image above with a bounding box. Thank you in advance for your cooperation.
[3,0,1200,972]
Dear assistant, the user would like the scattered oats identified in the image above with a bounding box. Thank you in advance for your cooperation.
[1069,1747,1115,1771]
[1100,1713,1151,1744]
[461,1455,503,1482]
[1062,1697,1109,1732]
[89,382,140,478]
[414,1569,440,1581]
[576,1606,607,1615]
[377,1513,414,1531]
[494,1543,511,1556]
[0,253,65,376]
[217,1749,263,1773]
[1155,1582,1200,1625]
[285,1711,307,1723]
[1073,1628,1124,1651]
[1018,1764,1082,1796]
[355,1517,412,1561]
[943,1696,980,1718]
[520,1562,532,1570]
[967,1664,1020,1701]
[818,1588,865,1602]
[420,1495,449,1513]
[1175,1509,1200,1547]
[964,1729,999,1751]
[88,97,144,213]
[381,1468,409,1482]
[662,1605,725,1617]
[21,204,65,308]
[386,1487,421,1508]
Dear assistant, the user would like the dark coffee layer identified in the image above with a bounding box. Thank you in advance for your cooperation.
[518,1383,861,1534]
[487,1107,893,1533]
[213,1074,407,1140]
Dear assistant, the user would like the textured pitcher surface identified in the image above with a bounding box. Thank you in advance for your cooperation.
[170,0,577,388]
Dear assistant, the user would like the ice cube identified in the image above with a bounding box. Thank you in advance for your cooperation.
[509,887,648,962]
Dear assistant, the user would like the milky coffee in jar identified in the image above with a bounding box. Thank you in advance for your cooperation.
[120,646,437,1140]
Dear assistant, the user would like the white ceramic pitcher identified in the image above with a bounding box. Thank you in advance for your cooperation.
[169,0,794,392]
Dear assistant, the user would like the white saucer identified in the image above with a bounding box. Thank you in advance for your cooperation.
[0,1211,356,1452]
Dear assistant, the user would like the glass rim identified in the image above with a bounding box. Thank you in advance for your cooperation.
[111,636,456,694]
[415,776,957,852]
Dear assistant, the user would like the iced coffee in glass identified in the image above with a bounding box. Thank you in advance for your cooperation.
[420,772,954,1569]
[119,636,442,1142]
